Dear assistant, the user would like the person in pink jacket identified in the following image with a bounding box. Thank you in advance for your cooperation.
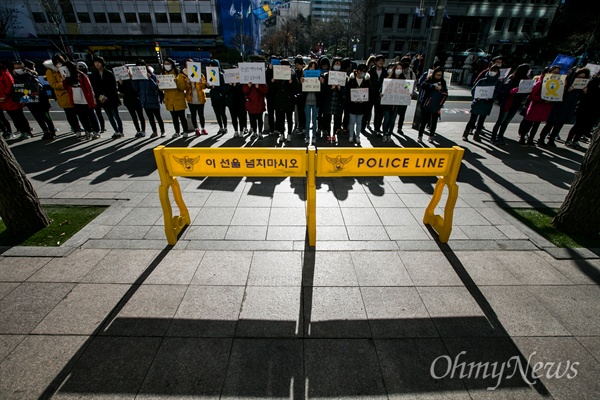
[517,65,560,145]
[0,63,32,139]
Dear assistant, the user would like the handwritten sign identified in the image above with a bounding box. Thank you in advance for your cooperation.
[187,62,202,82]
[239,62,266,84]
[541,74,566,102]
[474,86,495,100]
[273,65,291,81]
[443,71,452,87]
[571,78,589,90]
[59,66,70,78]
[206,67,220,86]
[328,71,346,86]
[130,66,148,80]
[381,79,413,106]
[303,70,320,78]
[113,66,130,81]
[499,68,511,79]
[224,68,240,84]
[302,78,320,92]
[585,63,600,77]
[12,83,40,103]
[350,88,369,102]
[518,79,535,94]
[157,74,177,89]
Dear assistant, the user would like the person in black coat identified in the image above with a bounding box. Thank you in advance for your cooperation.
[367,54,386,135]
[564,71,600,148]
[271,59,300,142]
[90,56,123,138]
[117,64,146,136]
[418,67,448,143]
[346,63,371,145]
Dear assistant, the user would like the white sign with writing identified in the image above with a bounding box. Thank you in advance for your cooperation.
[130,66,148,80]
[206,67,220,86]
[273,65,291,80]
[223,68,240,84]
[381,79,414,106]
[328,71,347,86]
[302,78,320,92]
[585,63,600,77]
[541,74,566,102]
[187,62,202,82]
[350,88,369,102]
[474,86,495,100]
[157,74,177,89]
[499,68,511,79]
[571,78,589,90]
[239,62,266,84]
[518,79,535,94]
[443,71,452,87]
[113,66,130,81]
[58,66,70,78]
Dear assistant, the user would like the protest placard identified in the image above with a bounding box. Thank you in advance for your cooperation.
[303,70,320,78]
[273,65,291,80]
[113,66,130,81]
[130,66,148,80]
[328,71,346,86]
[499,68,511,79]
[224,68,240,84]
[518,79,535,94]
[474,86,495,100]
[541,74,566,101]
[350,88,369,102]
[58,66,70,78]
[585,63,600,77]
[444,71,452,87]
[571,78,589,90]
[187,62,202,82]
[381,79,413,106]
[302,78,320,92]
[239,62,266,84]
[206,67,220,86]
[157,74,177,89]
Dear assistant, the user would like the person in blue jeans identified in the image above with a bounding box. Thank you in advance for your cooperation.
[300,60,322,145]
[90,56,123,139]
[346,63,371,145]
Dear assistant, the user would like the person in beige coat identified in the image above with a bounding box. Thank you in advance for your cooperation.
[161,57,189,138]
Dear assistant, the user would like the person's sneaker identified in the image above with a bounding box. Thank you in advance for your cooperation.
[85,131,92,140]
[91,132,101,139]
[160,132,166,138]
[571,141,583,149]
[397,129,404,135]
[526,140,535,146]
[382,135,388,142]
[201,128,208,135]
[518,137,526,145]
[183,132,189,138]
[234,131,240,138]
[150,132,158,138]
[497,140,506,145]
[537,140,546,147]
[217,128,223,134]
[286,134,291,142]
[243,128,249,135]
[349,136,354,143]
[112,132,123,139]
[195,128,201,137]
[428,135,434,143]
[251,130,257,139]
[172,132,181,138]
[223,128,228,134]
[417,135,423,143]
[304,137,309,144]
[100,128,106,133]
[547,141,556,147]
[135,132,143,138]
[565,140,573,147]
[139,131,146,138]
[355,138,361,145]
[2,132,14,139]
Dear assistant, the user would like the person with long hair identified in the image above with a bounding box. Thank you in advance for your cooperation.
[381,62,404,143]
[161,57,190,138]
[90,56,123,139]
[346,63,371,145]
[564,70,600,148]
[62,60,101,139]
[183,59,208,137]
[132,60,165,138]
[300,59,322,145]
[0,62,31,139]
[418,66,448,143]
[44,54,82,135]
[462,64,502,142]
[117,63,146,137]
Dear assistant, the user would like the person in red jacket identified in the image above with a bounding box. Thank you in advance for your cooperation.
[62,61,101,140]
[242,82,268,140]
[0,62,32,139]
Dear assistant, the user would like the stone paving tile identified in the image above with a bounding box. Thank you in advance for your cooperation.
[230,207,270,225]
[268,207,306,226]
[347,225,390,241]
[576,336,600,363]
[351,252,413,287]
[457,251,521,286]
[0,257,52,282]
[137,338,231,398]
[337,193,373,208]
[367,193,405,208]
[496,224,531,240]
[168,286,244,337]
[304,287,370,338]
[397,193,432,207]
[203,191,243,207]
[0,283,19,301]
[0,335,88,400]
[247,251,302,287]
[81,249,159,284]
[225,225,268,241]
[237,286,302,337]
[0,282,75,334]
[316,226,350,241]
[104,225,152,240]
[183,225,228,240]
[376,207,420,226]
[145,250,204,285]
[452,208,493,226]
[236,193,273,208]
[305,252,359,287]
[316,207,345,225]
[0,335,25,363]
[191,251,252,286]
[191,207,235,226]
[399,251,464,286]
[315,190,340,207]
[271,192,306,208]
[267,226,306,241]
[493,252,572,285]
[460,225,509,240]
[535,252,600,285]
[341,207,382,226]
[32,283,129,335]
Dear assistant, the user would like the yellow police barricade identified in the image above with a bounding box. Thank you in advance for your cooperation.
[310,146,464,245]
[153,146,308,245]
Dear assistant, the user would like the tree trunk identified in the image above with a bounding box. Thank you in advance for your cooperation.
[0,138,50,239]
[552,125,600,237]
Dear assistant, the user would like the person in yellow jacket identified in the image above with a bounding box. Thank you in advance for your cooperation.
[183,59,208,137]
[161,57,190,138]
[44,54,82,134]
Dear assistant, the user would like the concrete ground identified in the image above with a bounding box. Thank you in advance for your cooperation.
[0,95,599,399]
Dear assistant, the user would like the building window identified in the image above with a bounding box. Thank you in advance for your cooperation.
[394,41,405,53]
[108,13,121,23]
[200,13,212,23]
[124,13,137,23]
[508,18,519,32]
[380,40,390,51]
[94,13,107,23]
[155,13,168,23]
[397,14,407,29]
[413,17,422,30]
[139,13,151,23]
[494,17,505,31]
[32,12,46,23]
[169,13,182,23]
[522,18,534,33]
[186,13,199,23]
[535,18,546,32]
[77,13,91,23]
[383,13,393,28]
[63,12,77,23]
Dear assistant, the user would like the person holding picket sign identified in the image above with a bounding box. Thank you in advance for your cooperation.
[0,62,31,139]
[160,57,190,138]
[242,81,268,140]
[418,67,448,144]
[346,63,371,145]
[183,59,208,137]
[462,64,501,142]
[381,62,404,143]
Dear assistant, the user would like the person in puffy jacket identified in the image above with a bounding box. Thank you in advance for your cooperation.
[418,67,448,144]
[0,62,31,139]
[462,64,501,142]
[346,63,371,145]
[62,60,101,139]
[517,65,561,145]
[117,63,146,137]
[160,57,190,138]
[207,59,230,135]
[14,60,55,139]
[132,60,165,138]
[45,55,82,135]
[491,64,531,145]
[90,56,123,138]
[272,59,301,143]
[242,82,268,140]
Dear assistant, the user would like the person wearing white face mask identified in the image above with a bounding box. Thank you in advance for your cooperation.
[44,54,82,136]
[346,63,371,145]
[381,63,405,143]
[462,65,501,142]
[160,57,191,138]
[0,62,31,139]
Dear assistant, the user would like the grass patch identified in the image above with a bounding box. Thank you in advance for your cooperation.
[0,205,107,247]
[509,207,600,248]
